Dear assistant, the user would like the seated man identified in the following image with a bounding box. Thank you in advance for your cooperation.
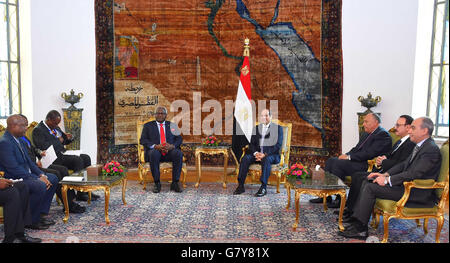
[339,117,442,239]
[32,110,98,201]
[310,113,392,206]
[342,115,415,216]
[19,115,85,213]
[233,109,283,197]
[0,115,58,229]
[0,178,42,243]
[140,106,183,193]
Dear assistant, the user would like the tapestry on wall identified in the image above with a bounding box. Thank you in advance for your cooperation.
[95,0,342,167]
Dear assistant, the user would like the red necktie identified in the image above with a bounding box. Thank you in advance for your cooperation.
[160,123,166,155]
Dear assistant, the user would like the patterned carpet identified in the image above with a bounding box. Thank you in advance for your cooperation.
[1,181,448,243]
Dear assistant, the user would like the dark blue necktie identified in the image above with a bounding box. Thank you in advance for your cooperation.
[391,139,402,154]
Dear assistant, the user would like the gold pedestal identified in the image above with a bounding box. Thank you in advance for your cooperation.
[62,108,83,150]
[357,110,381,139]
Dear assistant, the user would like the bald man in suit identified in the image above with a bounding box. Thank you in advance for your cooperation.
[339,117,442,239]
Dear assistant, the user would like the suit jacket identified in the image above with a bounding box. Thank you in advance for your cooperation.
[140,120,182,162]
[32,121,73,157]
[378,137,415,172]
[347,126,392,162]
[386,137,442,207]
[0,131,43,180]
[249,122,283,158]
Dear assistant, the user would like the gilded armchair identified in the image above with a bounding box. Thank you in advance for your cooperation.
[371,140,449,243]
[244,120,292,193]
[136,118,187,190]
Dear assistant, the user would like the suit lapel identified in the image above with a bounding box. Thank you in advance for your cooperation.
[406,138,430,169]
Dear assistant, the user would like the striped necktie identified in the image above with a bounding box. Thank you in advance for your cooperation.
[408,145,420,164]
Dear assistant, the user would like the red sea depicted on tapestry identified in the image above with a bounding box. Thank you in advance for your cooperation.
[113,0,323,147]
[96,0,342,166]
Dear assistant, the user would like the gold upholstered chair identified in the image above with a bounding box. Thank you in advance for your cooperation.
[371,140,449,243]
[136,118,187,190]
[242,120,292,193]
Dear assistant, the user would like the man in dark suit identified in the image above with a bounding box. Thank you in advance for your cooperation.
[19,115,85,213]
[32,110,97,201]
[342,115,415,215]
[140,106,183,193]
[233,109,283,197]
[0,115,58,229]
[0,178,42,243]
[310,113,392,205]
[339,117,442,239]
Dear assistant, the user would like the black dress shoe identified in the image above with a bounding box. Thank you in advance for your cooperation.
[15,234,42,243]
[233,185,245,195]
[89,192,100,201]
[254,187,267,197]
[75,192,89,201]
[338,227,368,240]
[170,182,183,193]
[152,182,161,193]
[40,217,55,226]
[309,196,332,204]
[64,202,86,214]
[328,195,341,208]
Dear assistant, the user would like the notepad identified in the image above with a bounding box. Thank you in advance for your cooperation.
[62,176,84,182]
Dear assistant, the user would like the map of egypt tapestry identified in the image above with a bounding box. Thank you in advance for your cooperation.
[95,0,342,166]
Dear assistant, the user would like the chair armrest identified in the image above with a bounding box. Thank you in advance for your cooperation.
[279,149,285,167]
[239,145,249,162]
[0,171,4,178]
[367,158,378,172]
[137,145,146,164]
[396,179,447,214]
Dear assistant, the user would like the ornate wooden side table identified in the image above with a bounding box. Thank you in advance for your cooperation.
[60,170,127,225]
[285,169,348,231]
[194,146,230,188]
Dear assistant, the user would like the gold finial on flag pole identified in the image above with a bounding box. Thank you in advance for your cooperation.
[243,38,250,57]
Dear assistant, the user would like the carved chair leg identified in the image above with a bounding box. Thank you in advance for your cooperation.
[415,218,422,228]
[276,173,281,193]
[435,216,444,243]
[182,167,187,188]
[381,215,390,243]
[422,218,428,234]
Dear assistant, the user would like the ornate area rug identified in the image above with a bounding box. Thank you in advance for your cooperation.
[1,181,447,243]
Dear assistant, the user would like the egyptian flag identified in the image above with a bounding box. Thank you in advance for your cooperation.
[232,56,253,162]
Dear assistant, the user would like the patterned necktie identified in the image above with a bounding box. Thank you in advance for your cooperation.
[159,123,166,156]
[51,129,58,137]
[408,145,420,164]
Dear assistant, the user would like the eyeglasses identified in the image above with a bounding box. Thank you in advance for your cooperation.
[395,123,407,127]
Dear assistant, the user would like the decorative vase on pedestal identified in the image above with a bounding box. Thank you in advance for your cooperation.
[61,89,84,150]
[357,92,381,139]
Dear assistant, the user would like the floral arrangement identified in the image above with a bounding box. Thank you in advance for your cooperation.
[202,135,220,146]
[286,163,310,180]
[102,161,125,177]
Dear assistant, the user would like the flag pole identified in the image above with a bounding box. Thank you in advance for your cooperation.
[243,38,250,57]
[231,38,253,176]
